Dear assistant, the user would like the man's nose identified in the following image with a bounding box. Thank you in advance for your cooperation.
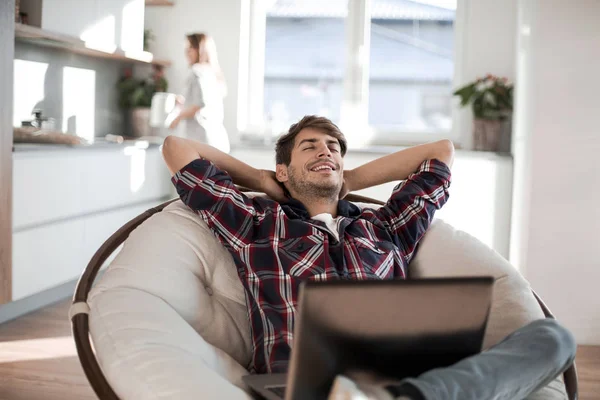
[317,145,332,158]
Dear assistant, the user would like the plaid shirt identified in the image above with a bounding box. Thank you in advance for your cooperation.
[172,158,451,374]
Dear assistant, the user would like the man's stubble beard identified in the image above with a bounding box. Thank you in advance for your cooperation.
[287,165,341,202]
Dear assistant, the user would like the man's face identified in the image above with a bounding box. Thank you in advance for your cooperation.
[276,128,344,200]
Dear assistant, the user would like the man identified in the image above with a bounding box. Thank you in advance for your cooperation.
[162,115,575,400]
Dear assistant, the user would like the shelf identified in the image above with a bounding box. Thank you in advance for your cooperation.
[145,0,175,5]
[14,24,171,67]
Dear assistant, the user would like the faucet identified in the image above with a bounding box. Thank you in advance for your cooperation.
[32,109,49,128]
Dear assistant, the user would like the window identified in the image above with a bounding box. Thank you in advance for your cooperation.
[369,3,455,133]
[263,0,348,127]
[246,0,458,145]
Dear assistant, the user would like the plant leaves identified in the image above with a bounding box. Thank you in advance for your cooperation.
[453,83,477,106]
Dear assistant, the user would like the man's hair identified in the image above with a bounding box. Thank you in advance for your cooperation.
[275,115,347,165]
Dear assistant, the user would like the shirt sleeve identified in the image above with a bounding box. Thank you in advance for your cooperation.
[184,70,206,108]
[171,158,256,250]
[375,159,451,264]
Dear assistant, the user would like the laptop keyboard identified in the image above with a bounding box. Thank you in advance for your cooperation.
[266,385,286,398]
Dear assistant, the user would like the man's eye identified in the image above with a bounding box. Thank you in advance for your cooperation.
[330,148,339,153]
[304,146,314,151]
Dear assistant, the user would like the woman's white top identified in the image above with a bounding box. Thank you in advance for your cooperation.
[182,63,230,153]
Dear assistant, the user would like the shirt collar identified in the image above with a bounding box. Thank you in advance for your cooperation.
[281,198,362,220]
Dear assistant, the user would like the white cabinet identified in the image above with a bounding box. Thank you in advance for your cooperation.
[13,145,171,231]
[13,218,86,300]
[41,0,144,52]
[12,145,173,301]
[12,201,157,300]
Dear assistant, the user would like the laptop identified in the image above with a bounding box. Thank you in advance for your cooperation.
[243,277,494,400]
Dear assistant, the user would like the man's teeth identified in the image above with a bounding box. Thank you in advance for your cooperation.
[312,165,333,171]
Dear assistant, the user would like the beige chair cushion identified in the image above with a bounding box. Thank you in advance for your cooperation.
[89,199,566,399]
[89,201,252,400]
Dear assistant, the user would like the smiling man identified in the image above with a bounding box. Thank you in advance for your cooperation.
[162,115,575,400]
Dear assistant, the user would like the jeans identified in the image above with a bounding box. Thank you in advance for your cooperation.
[400,319,577,400]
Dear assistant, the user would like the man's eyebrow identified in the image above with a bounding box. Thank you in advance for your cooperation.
[296,138,340,147]
[297,138,317,147]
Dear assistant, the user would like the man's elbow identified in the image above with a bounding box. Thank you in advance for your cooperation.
[162,135,185,159]
[162,135,185,175]
[435,139,455,168]
[163,135,181,151]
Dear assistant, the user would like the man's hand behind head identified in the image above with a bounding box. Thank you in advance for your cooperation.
[339,175,350,199]
[260,170,288,203]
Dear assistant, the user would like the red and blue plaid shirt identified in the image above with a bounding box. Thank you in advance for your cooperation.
[172,158,451,374]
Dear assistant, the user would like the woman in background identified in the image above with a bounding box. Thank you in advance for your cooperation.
[169,33,230,153]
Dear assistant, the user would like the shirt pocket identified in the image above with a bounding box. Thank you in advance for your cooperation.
[351,237,396,279]
[277,235,326,279]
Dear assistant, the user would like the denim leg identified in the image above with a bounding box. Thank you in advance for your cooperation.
[399,319,576,400]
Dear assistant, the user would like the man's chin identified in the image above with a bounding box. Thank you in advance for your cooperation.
[288,174,341,199]
[308,183,341,198]
[306,179,338,190]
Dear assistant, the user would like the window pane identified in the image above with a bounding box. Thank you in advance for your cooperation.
[368,0,456,132]
[264,0,348,129]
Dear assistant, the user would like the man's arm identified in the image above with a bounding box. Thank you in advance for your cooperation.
[177,105,201,120]
[354,140,453,265]
[344,140,454,192]
[169,105,201,129]
[162,135,287,201]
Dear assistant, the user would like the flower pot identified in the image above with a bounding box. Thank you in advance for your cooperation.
[472,119,510,152]
[130,107,151,137]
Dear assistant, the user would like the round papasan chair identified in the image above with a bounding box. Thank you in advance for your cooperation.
[70,192,578,400]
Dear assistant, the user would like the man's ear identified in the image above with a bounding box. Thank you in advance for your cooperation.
[275,164,289,183]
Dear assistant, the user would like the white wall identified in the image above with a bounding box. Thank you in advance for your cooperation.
[144,0,247,142]
[453,0,517,149]
[511,0,600,344]
[14,41,127,139]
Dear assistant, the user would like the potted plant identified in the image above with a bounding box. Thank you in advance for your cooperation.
[117,65,168,137]
[144,29,155,52]
[453,74,514,151]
